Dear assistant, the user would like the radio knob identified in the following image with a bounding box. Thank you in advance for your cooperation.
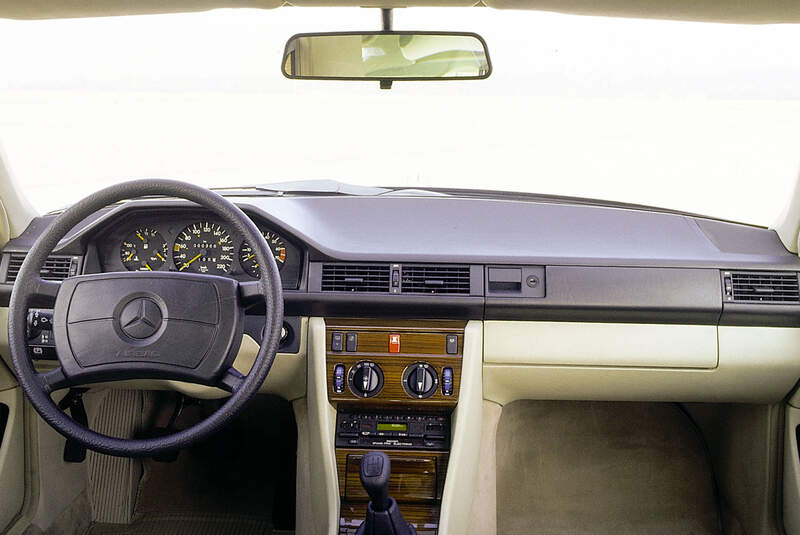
[403,363,439,399]
[348,361,384,398]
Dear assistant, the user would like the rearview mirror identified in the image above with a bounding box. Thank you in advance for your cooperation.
[282,32,491,84]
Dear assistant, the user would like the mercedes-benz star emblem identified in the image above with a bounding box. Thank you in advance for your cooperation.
[119,297,163,339]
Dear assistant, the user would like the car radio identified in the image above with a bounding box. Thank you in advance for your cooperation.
[335,410,450,451]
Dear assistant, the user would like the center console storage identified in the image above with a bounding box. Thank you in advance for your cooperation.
[326,319,466,535]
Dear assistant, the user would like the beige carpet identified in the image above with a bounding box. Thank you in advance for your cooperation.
[85,514,272,535]
[496,401,721,535]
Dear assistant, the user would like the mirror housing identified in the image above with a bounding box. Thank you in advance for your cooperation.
[282,31,491,84]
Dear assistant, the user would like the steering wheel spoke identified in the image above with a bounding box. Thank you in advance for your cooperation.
[36,366,71,394]
[217,366,245,393]
[32,277,62,303]
[238,280,265,307]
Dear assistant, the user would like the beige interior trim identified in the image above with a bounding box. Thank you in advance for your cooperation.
[785,406,800,535]
[466,399,501,535]
[0,146,36,241]
[484,324,800,405]
[438,320,483,535]
[774,171,800,254]
[0,387,25,532]
[484,321,718,369]
[305,317,339,535]
[0,346,17,391]
[26,390,88,534]
[4,0,800,22]
[0,320,309,400]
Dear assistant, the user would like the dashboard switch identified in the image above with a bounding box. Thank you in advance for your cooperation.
[446,334,458,355]
[442,367,454,396]
[331,332,344,351]
[333,364,346,393]
[346,332,358,352]
[389,334,401,353]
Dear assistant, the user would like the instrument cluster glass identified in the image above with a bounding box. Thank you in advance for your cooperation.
[116,219,295,279]
[173,222,234,275]
[119,228,168,271]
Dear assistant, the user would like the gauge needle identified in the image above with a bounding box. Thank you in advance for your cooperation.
[156,252,165,261]
[136,232,145,241]
[125,252,134,262]
[180,253,202,271]
[144,263,152,271]
[244,254,255,261]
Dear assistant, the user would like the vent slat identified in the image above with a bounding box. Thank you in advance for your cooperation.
[6,253,75,283]
[724,270,800,304]
[401,265,471,295]
[321,263,390,293]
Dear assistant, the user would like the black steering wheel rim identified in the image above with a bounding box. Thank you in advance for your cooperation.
[8,179,284,457]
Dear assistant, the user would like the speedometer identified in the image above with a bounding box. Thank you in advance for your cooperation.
[172,222,234,274]
[239,230,288,278]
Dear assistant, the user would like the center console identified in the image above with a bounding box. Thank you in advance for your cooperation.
[325,319,466,535]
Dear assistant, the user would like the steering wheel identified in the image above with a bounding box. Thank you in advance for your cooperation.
[7,179,284,457]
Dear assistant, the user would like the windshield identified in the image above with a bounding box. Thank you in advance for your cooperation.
[0,8,798,226]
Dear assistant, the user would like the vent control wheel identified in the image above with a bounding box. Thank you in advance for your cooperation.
[348,361,384,398]
[402,362,439,399]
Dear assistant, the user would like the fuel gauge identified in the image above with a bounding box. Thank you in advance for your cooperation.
[120,228,168,271]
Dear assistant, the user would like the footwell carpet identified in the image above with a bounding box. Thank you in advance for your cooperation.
[496,401,721,535]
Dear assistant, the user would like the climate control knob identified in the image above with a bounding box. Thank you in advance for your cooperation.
[402,362,439,399]
[348,361,384,398]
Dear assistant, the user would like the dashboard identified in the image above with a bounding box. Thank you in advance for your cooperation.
[91,209,303,289]
[2,194,800,325]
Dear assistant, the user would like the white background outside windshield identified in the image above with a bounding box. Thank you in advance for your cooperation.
[0,8,798,226]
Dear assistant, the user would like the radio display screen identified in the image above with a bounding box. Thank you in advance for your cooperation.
[377,422,407,432]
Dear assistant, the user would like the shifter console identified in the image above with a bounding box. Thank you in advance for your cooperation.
[355,452,418,535]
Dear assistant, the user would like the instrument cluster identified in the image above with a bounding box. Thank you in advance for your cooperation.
[97,211,302,288]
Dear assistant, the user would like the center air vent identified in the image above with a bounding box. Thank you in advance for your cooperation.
[400,265,471,295]
[321,263,390,293]
[723,270,800,304]
[5,253,78,283]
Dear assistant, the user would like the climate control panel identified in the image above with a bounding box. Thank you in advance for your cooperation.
[326,319,465,406]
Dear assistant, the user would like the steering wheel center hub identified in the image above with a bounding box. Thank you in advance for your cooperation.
[119,297,163,339]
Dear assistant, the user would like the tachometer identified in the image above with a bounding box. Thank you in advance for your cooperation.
[239,230,288,278]
[172,222,234,274]
[120,228,168,271]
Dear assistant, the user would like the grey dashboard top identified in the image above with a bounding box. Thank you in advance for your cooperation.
[2,193,799,326]
[7,195,796,269]
[236,196,797,269]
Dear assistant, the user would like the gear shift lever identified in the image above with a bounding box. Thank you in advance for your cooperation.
[361,451,391,510]
[355,452,417,535]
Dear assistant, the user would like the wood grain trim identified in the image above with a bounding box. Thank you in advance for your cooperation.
[336,448,450,503]
[327,355,461,406]
[326,319,465,407]
[340,502,441,533]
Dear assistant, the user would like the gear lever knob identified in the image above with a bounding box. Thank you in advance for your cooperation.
[360,451,391,511]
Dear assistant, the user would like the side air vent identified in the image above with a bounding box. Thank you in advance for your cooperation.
[321,263,390,293]
[400,265,471,295]
[723,270,800,304]
[5,253,78,283]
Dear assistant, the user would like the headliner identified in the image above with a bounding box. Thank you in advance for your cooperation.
[2,0,799,24]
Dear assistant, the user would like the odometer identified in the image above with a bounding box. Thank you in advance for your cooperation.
[172,222,234,274]
[239,230,288,278]
[120,228,168,271]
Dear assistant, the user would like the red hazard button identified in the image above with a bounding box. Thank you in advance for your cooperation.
[389,334,401,353]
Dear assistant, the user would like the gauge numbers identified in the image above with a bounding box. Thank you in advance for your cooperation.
[239,230,288,278]
[172,222,234,274]
[120,228,168,271]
